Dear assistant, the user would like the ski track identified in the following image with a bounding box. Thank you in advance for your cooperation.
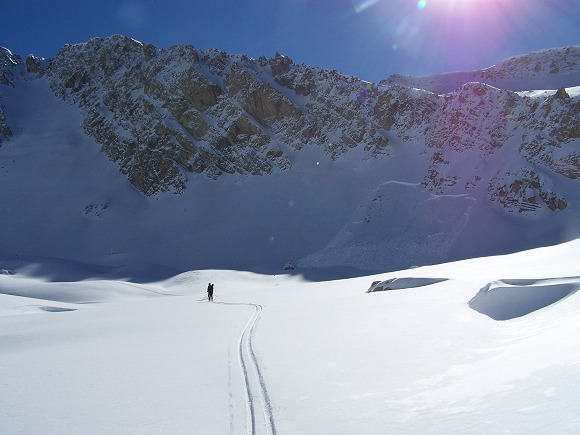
[219,301,276,435]
[239,304,276,435]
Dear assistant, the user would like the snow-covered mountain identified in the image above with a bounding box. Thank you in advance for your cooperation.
[1,37,579,272]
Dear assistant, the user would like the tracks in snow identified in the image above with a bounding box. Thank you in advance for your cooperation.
[220,301,275,435]
[238,304,276,435]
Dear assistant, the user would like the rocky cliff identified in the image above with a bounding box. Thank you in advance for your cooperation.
[41,36,389,195]
[0,37,579,271]
[2,37,577,209]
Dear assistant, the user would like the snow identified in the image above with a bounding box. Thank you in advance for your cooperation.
[299,182,477,270]
[1,239,579,433]
[567,85,580,97]
[469,277,579,320]
[1,41,579,433]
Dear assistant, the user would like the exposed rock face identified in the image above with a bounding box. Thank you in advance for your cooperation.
[38,36,393,194]
[1,37,579,216]
[0,48,20,143]
[0,107,10,144]
[488,167,568,213]
[1,47,23,87]
[25,55,44,76]
[373,85,437,144]
[415,80,580,214]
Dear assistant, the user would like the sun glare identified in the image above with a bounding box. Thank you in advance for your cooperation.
[418,0,484,12]
[387,0,533,75]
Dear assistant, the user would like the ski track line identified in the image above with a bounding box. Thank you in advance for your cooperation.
[235,303,276,435]
[212,300,276,434]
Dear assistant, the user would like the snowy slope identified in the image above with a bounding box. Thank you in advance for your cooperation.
[0,239,578,433]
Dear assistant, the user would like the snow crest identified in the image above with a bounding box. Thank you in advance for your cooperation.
[469,277,580,320]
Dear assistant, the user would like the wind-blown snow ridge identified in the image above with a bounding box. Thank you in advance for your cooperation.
[469,277,580,320]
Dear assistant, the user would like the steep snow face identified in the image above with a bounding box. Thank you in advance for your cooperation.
[0,38,579,272]
[299,182,477,270]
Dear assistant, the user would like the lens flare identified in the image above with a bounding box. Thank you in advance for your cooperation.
[417,0,427,10]
[352,0,380,13]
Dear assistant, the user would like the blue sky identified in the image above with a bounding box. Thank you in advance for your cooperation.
[2,0,579,82]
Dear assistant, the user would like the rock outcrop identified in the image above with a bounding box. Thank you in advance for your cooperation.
[0,48,20,144]
[0,107,10,144]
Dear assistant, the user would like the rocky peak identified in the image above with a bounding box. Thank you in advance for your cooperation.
[554,86,570,99]
[25,55,45,76]
[269,52,293,76]
[1,47,23,86]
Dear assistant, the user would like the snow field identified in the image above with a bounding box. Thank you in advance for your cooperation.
[1,239,579,433]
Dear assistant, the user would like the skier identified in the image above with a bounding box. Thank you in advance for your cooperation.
[207,282,214,301]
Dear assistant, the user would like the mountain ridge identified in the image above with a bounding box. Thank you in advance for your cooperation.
[0,37,578,272]
[382,45,580,93]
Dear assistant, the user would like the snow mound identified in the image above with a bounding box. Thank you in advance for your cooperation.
[367,277,447,292]
[0,276,171,304]
[469,277,580,320]
[13,305,77,314]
